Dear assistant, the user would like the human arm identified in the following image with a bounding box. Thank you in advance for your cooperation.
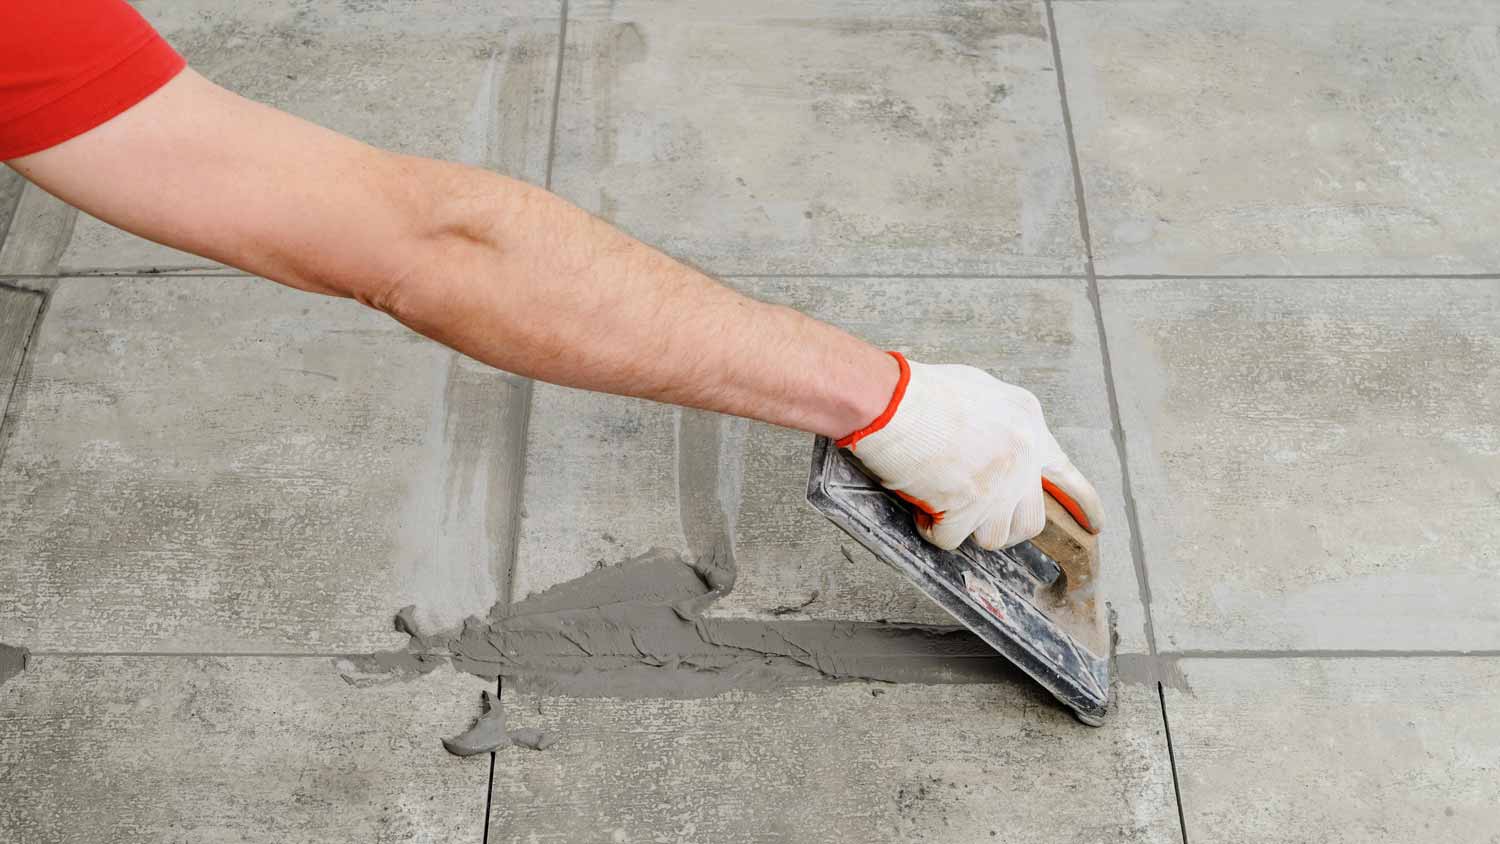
[9,69,899,438]
[9,68,1101,548]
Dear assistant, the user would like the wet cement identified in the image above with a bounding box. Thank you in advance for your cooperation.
[348,547,1019,755]
[440,690,561,756]
[433,548,1009,697]
[0,643,27,687]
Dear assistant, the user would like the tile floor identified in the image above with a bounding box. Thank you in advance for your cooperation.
[2,1,1497,841]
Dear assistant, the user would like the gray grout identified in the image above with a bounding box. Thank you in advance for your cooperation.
[28,651,386,658]
[0,168,25,247]
[0,286,47,482]
[1162,648,1500,660]
[28,648,1500,661]
[542,0,570,192]
[1098,273,1500,281]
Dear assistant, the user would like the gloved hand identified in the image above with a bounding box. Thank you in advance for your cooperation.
[838,352,1104,551]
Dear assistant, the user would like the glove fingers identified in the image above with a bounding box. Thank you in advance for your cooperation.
[916,510,974,551]
[1004,488,1047,547]
[1040,456,1105,535]
[972,509,1013,551]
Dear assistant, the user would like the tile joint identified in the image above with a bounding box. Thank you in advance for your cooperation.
[1043,0,1161,656]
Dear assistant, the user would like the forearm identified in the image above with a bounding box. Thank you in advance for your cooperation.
[12,70,895,437]
[379,160,896,435]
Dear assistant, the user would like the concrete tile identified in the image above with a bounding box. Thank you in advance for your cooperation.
[59,0,561,274]
[0,656,492,843]
[551,0,1084,275]
[489,681,1178,843]
[1055,0,1500,275]
[514,276,1153,653]
[0,285,42,426]
[0,166,24,247]
[0,277,528,652]
[1102,278,1500,651]
[1165,657,1500,843]
[0,182,77,279]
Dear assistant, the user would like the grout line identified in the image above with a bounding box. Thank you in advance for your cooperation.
[29,647,1500,661]
[3,271,246,279]
[0,280,53,293]
[28,650,397,658]
[1098,272,1500,281]
[1104,388,1162,660]
[723,271,1088,280]
[482,675,501,844]
[1045,0,1160,657]
[1158,684,1191,844]
[1044,0,1092,261]
[0,169,25,248]
[1165,648,1500,660]
[0,285,48,477]
[543,0,569,191]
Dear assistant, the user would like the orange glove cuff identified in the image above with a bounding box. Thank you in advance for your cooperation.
[836,351,911,449]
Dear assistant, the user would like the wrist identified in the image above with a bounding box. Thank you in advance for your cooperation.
[832,350,907,446]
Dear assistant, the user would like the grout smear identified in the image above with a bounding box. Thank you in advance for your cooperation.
[0,642,28,687]
[342,548,1023,758]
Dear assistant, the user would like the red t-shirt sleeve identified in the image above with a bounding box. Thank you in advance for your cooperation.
[0,0,186,160]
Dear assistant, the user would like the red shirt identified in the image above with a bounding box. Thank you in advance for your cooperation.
[0,1,184,160]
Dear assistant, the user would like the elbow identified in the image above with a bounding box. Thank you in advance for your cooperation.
[313,155,506,329]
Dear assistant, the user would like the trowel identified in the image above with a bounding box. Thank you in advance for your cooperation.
[806,436,1112,725]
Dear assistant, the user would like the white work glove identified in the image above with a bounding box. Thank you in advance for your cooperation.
[838,352,1104,551]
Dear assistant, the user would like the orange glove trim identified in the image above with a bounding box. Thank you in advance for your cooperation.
[1042,477,1096,534]
[835,351,911,450]
[892,488,945,527]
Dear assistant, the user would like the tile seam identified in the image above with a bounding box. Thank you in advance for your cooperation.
[1044,0,1161,657]
[30,648,1500,660]
[0,285,47,478]
[1157,684,1191,844]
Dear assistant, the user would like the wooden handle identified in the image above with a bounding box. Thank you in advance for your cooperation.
[1032,492,1099,593]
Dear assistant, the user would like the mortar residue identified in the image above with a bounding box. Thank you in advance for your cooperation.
[443,548,1007,696]
[0,643,27,687]
[350,548,1018,756]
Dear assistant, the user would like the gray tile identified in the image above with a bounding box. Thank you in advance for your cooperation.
[1055,0,1500,275]
[1102,278,1500,651]
[551,0,1084,275]
[59,0,562,274]
[0,182,77,279]
[0,285,41,425]
[1166,657,1500,843]
[490,681,1178,843]
[0,655,492,843]
[0,277,527,652]
[514,276,1153,653]
[0,166,25,247]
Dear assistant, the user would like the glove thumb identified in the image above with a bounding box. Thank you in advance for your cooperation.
[1040,457,1104,535]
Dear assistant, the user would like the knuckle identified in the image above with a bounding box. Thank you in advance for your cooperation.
[1019,507,1046,538]
[1015,388,1043,415]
